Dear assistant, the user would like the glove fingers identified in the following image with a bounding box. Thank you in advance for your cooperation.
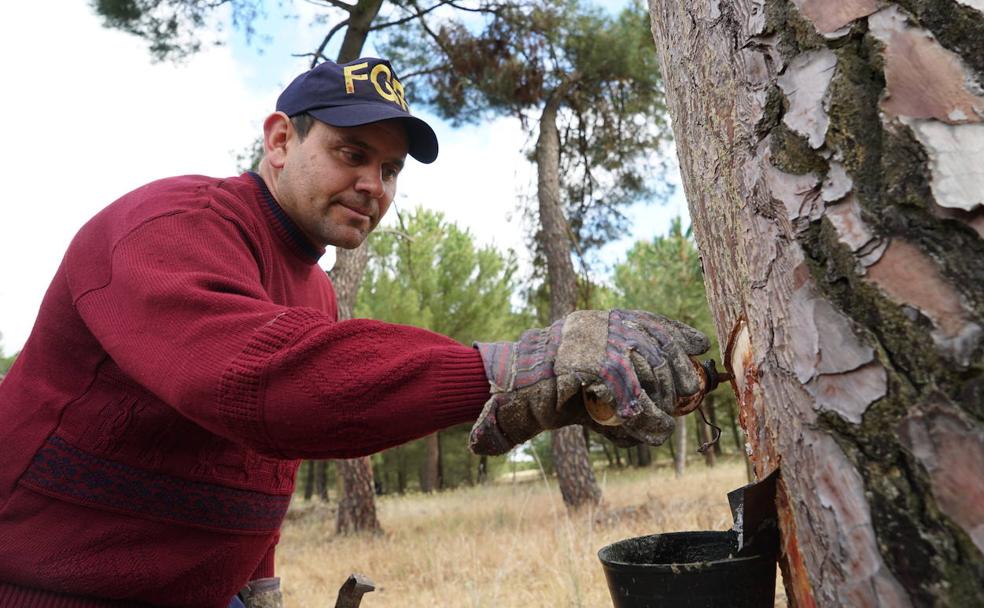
[665,319,711,356]
[620,391,676,446]
[586,420,640,448]
[646,314,710,357]
[629,350,658,398]
[660,336,703,398]
[632,317,703,399]
[591,353,676,446]
[627,311,710,358]
[468,396,515,456]
[649,353,680,414]
[556,373,583,409]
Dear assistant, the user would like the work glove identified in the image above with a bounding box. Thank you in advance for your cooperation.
[238,577,282,608]
[468,310,710,455]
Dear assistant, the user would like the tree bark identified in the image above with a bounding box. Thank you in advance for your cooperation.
[336,0,384,65]
[536,91,602,510]
[727,398,742,453]
[477,455,488,485]
[397,450,407,494]
[329,242,378,531]
[553,426,602,508]
[537,95,579,323]
[303,460,315,500]
[336,456,381,535]
[329,234,379,530]
[420,433,442,493]
[315,460,330,501]
[649,1,984,605]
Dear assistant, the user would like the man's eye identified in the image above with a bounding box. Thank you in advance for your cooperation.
[341,149,363,163]
[383,166,400,181]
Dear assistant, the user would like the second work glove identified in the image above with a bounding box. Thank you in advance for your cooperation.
[468,309,710,455]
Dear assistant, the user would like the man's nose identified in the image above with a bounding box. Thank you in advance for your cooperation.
[355,167,385,199]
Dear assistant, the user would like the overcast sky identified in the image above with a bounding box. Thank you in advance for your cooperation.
[0,1,687,355]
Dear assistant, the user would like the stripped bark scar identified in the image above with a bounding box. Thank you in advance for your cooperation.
[869,6,984,125]
[777,49,838,149]
[865,240,982,364]
[791,0,881,36]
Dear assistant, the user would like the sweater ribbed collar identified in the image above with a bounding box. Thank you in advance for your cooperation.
[247,172,325,265]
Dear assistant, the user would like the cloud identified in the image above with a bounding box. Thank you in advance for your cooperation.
[0,2,271,352]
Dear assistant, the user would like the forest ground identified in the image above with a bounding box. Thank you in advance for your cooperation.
[277,457,787,607]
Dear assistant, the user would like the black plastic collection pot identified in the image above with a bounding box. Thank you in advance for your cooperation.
[597,530,776,608]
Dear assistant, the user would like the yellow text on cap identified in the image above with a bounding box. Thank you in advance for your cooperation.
[343,62,370,93]
[343,62,408,111]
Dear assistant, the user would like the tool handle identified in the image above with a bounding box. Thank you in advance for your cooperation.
[674,358,733,416]
[699,358,733,392]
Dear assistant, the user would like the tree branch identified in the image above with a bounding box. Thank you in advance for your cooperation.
[372,228,413,240]
[399,66,446,82]
[367,0,454,32]
[310,18,351,67]
[302,0,356,11]
[445,0,516,15]
[406,0,455,59]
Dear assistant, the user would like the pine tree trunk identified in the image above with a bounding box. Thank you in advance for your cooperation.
[329,234,379,530]
[329,245,378,531]
[727,398,742,452]
[315,460,330,501]
[303,460,315,500]
[727,397,756,480]
[330,246,371,321]
[335,0,384,65]
[553,427,602,508]
[397,457,407,495]
[649,1,984,605]
[421,433,441,493]
[536,92,602,510]
[335,456,381,535]
[600,439,614,467]
[477,455,488,485]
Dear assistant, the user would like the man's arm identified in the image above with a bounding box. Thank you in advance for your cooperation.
[69,208,490,459]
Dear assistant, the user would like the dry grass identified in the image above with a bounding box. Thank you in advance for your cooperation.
[277,458,783,607]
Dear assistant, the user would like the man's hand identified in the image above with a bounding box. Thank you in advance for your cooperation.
[469,310,710,455]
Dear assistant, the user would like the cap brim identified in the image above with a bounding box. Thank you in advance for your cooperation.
[308,104,439,164]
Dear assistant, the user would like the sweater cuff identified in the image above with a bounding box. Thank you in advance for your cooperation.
[428,347,492,428]
[251,541,277,579]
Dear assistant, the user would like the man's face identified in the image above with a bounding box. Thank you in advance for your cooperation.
[274,118,408,249]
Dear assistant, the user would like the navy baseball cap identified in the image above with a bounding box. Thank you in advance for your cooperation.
[276,57,439,164]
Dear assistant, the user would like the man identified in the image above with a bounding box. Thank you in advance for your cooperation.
[0,57,708,607]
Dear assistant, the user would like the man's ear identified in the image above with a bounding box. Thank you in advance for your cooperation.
[263,112,292,169]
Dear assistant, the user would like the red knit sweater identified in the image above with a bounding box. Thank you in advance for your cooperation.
[0,173,491,607]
